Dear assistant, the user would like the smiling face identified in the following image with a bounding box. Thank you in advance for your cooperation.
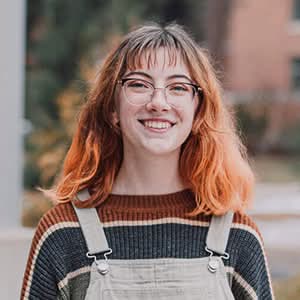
[115,47,199,157]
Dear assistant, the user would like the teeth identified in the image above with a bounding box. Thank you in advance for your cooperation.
[143,121,172,129]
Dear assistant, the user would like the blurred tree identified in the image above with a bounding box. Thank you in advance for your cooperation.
[235,102,268,154]
[25,0,148,189]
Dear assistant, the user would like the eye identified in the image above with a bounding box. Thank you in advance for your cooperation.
[173,85,188,91]
[168,83,190,93]
[126,80,151,89]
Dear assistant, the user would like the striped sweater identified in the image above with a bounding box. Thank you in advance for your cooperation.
[21,189,274,299]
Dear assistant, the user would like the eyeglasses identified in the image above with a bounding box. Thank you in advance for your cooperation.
[117,78,203,107]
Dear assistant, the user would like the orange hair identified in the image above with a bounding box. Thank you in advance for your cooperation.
[45,23,254,216]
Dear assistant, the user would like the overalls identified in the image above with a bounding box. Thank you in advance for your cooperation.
[73,190,235,300]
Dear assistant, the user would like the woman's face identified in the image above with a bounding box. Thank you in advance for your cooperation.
[115,48,199,157]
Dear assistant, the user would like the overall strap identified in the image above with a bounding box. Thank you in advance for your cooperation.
[206,211,234,255]
[72,189,110,255]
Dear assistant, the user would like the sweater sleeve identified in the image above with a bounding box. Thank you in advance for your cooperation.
[230,217,275,300]
[21,202,89,300]
[21,211,59,300]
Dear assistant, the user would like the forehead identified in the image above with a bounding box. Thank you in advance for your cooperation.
[125,47,190,76]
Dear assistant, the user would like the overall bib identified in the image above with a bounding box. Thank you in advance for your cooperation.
[73,190,235,300]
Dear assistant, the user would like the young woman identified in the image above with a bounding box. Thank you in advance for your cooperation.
[21,23,274,299]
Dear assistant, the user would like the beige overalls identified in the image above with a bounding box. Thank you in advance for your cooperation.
[73,190,235,300]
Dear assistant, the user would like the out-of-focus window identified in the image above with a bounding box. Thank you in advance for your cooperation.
[291,58,300,90]
[292,0,300,20]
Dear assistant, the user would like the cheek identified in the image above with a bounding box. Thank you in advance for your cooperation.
[118,94,129,121]
[184,105,197,126]
[118,102,139,130]
[180,107,197,139]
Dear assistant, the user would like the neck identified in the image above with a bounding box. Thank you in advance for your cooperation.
[112,148,186,195]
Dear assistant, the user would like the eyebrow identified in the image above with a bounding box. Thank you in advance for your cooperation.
[123,71,193,83]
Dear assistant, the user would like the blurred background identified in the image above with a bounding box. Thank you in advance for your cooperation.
[1,0,300,299]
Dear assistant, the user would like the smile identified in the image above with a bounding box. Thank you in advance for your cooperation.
[143,120,171,129]
[138,119,176,131]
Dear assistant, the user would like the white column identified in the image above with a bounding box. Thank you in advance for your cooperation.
[0,2,34,299]
[0,1,25,227]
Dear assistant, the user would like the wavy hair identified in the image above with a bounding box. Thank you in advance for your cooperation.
[46,22,254,215]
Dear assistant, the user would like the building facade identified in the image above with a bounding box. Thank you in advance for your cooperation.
[224,0,300,100]
[223,0,300,151]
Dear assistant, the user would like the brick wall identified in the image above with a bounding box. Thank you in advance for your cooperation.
[224,0,300,94]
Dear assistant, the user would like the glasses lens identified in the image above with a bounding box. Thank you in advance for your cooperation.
[122,79,196,106]
[165,83,194,106]
[124,79,152,105]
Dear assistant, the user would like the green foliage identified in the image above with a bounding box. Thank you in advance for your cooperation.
[278,122,300,154]
[23,160,41,189]
[25,0,144,189]
[235,100,300,155]
[235,103,268,153]
[25,70,62,126]
[236,103,268,136]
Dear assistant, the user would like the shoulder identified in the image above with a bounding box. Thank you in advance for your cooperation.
[32,202,80,248]
[22,202,86,299]
[231,211,264,245]
[228,211,267,261]
[25,202,83,275]
[232,211,263,239]
[39,201,78,227]
[228,212,274,299]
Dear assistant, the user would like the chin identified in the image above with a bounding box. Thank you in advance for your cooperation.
[141,142,180,156]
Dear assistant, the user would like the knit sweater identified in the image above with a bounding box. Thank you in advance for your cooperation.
[21,189,274,299]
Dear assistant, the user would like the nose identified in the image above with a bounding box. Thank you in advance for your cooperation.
[145,88,171,112]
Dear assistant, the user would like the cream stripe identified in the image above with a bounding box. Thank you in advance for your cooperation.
[23,222,80,300]
[225,265,234,276]
[103,217,210,227]
[232,223,275,299]
[58,266,91,290]
[232,223,263,248]
[225,266,258,300]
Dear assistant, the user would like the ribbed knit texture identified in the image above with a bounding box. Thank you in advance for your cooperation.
[21,189,274,299]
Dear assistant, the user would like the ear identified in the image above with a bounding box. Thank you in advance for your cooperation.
[112,111,119,126]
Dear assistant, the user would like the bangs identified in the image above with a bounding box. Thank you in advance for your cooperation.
[123,31,188,71]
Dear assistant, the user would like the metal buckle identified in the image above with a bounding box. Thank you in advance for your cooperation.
[205,246,230,273]
[86,248,112,275]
